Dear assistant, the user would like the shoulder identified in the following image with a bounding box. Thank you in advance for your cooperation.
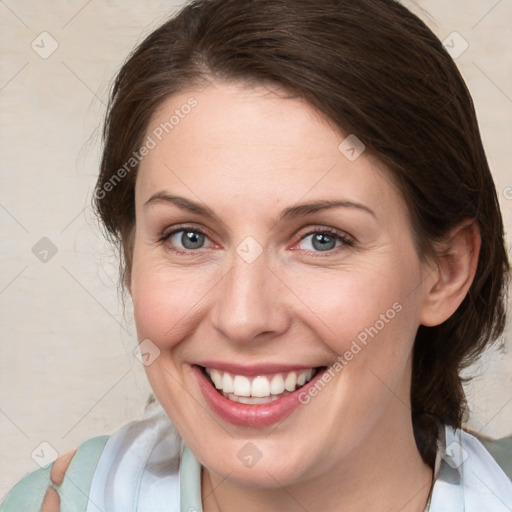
[0,435,108,512]
[1,408,182,512]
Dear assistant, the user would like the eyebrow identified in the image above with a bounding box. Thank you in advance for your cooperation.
[144,192,222,221]
[144,191,376,222]
[278,199,376,221]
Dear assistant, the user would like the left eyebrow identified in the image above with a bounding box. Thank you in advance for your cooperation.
[278,199,377,222]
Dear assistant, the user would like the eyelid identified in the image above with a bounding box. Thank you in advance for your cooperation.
[161,223,211,240]
[295,225,355,245]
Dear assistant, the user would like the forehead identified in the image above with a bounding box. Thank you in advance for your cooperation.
[135,80,403,218]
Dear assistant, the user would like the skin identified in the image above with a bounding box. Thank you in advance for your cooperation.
[129,80,480,512]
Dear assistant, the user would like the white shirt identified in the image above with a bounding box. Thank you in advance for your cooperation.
[85,407,512,512]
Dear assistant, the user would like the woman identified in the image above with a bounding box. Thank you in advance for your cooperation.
[2,0,511,510]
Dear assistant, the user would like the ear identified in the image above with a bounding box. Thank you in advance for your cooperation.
[419,220,481,327]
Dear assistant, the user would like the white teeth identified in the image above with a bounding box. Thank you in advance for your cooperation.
[233,375,251,397]
[205,367,316,401]
[251,376,270,397]
[222,372,234,393]
[270,374,285,395]
[224,393,284,404]
[284,371,297,392]
[237,395,280,404]
[210,369,222,389]
[304,369,314,382]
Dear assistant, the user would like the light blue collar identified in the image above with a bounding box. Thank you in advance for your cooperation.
[180,444,203,512]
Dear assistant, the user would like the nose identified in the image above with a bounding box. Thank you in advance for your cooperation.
[210,248,291,345]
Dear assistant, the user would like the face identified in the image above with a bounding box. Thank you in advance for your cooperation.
[130,80,433,487]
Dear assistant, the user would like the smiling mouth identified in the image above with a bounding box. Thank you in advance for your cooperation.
[200,366,324,404]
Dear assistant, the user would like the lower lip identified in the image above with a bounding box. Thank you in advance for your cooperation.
[192,365,326,428]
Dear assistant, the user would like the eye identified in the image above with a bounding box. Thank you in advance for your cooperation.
[296,228,354,253]
[161,227,213,253]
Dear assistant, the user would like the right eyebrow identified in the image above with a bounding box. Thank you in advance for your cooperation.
[144,191,220,220]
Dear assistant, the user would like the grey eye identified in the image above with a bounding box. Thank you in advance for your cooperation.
[170,230,206,250]
[300,232,340,252]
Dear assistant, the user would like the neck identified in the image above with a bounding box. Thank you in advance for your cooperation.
[202,410,434,512]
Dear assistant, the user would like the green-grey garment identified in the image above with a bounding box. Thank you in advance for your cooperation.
[476,434,512,478]
[0,435,109,512]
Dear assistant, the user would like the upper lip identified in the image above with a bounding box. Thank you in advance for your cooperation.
[194,361,324,377]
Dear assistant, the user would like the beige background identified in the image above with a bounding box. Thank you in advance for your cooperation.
[0,0,511,497]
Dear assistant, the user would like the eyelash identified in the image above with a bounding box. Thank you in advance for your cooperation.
[297,227,355,255]
[158,225,355,256]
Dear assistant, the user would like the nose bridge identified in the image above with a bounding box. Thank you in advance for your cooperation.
[211,248,288,343]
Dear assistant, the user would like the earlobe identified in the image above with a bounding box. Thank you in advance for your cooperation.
[419,220,481,327]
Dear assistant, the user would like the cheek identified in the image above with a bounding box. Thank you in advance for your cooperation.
[289,266,420,431]
[130,257,214,348]
[287,255,421,363]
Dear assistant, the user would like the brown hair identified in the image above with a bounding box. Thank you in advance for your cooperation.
[94,0,509,467]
